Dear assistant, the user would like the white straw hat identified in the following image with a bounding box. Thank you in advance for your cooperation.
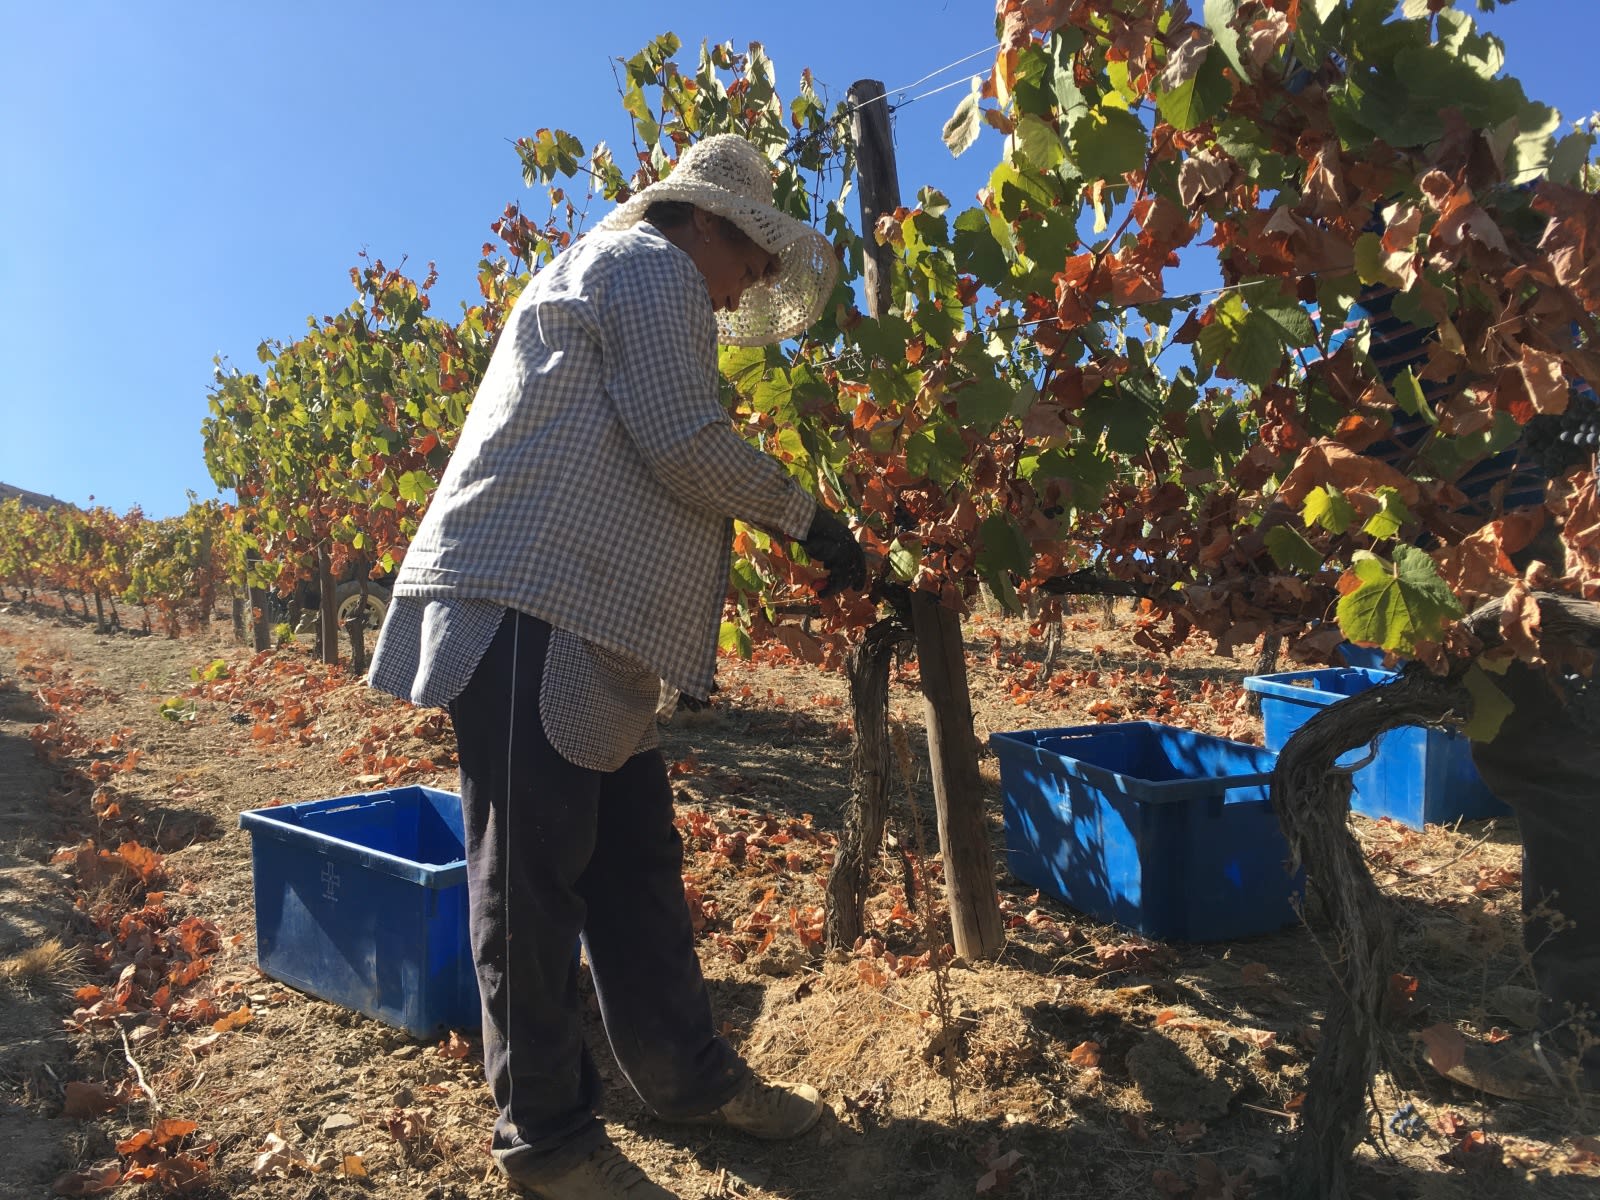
[596,134,839,347]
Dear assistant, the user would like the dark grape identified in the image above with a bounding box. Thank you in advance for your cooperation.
[1561,672,1600,732]
[1523,388,1600,477]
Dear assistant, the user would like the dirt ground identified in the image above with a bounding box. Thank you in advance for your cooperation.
[0,598,1595,1200]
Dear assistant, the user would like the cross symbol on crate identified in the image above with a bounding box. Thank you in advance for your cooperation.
[321,860,340,902]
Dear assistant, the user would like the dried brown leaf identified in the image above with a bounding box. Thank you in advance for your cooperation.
[1067,1040,1102,1069]
[51,1164,121,1196]
[1418,1023,1467,1078]
[59,1081,120,1119]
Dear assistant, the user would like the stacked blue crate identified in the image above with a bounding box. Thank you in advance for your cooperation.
[990,722,1304,941]
[1242,668,1507,829]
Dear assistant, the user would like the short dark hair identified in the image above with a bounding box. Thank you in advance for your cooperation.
[642,200,696,229]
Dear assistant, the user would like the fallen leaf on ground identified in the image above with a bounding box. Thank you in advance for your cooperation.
[1417,1023,1466,1077]
[1441,1130,1503,1171]
[975,1148,1022,1193]
[51,1164,121,1196]
[1151,1168,1192,1196]
[251,1132,312,1178]
[60,1081,120,1119]
[1067,1040,1102,1069]
[1386,972,1419,1015]
[211,1004,252,1033]
[1570,1136,1600,1168]
[1435,1111,1469,1136]
[153,1118,198,1146]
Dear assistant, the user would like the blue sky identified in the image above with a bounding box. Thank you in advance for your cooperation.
[1,1,1593,518]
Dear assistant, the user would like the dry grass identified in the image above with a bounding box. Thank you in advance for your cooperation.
[0,935,84,993]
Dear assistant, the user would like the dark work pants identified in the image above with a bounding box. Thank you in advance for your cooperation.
[1469,661,1600,1060]
[449,610,748,1182]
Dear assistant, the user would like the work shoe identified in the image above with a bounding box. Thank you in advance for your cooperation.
[680,1076,824,1140]
[500,1142,679,1199]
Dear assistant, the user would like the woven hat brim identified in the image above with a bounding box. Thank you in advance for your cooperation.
[597,185,838,346]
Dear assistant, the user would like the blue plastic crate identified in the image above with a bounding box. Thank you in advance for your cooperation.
[989,722,1304,941]
[1335,642,1392,671]
[1242,668,1507,830]
[239,786,479,1038]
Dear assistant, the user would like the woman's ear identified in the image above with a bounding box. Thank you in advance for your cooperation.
[689,207,717,244]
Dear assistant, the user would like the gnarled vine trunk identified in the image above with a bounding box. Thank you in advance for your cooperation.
[824,614,913,950]
[1278,593,1600,1197]
[1275,666,1470,1199]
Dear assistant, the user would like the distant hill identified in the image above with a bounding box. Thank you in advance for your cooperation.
[0,482,71,511]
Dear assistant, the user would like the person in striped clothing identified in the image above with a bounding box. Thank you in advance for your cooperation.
[1326,281,1599,1102]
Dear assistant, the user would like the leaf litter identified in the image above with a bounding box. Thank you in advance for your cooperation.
[5,607,1596,1198]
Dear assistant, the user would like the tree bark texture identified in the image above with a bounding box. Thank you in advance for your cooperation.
[851,77,1002,961]
[249,587,272,651]
[346,575,369,677]
[1247,633,1283,716]
[316,546,338,666]
[824,615,914,950]
[1276,665,1475,1198]
[911,591,1004,961]
[847,79,899,322]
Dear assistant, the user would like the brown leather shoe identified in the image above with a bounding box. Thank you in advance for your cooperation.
[679,1076,824,1140]
[500,1142,679,1199]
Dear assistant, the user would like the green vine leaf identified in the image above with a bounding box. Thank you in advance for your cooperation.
[1361,487,1413,541]
[1011,113,1066,171]
[1202,0,1247,82]
[1156,51,1231,133]
[1264,524,1325,574]
[1069,106,1148,181]
[904,424,967,485]
[1335,546,1464,654]
[1303,485,1357,535]
[1462,663,1514,743]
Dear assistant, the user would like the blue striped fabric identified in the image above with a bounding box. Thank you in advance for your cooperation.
[1326,285,1552,517]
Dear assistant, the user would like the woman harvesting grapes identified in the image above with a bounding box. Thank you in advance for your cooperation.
[366,134,865,1199]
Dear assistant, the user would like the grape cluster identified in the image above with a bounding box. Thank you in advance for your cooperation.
[1560,671,1600,732]
[1522,389,1600,476]
[1387,1101,1425,1140]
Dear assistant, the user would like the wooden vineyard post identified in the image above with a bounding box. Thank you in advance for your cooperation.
[850,79,1004,961]
[315,543,339,665]
[909,591,1005,958]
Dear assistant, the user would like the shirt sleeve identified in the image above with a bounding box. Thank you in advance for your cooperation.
[596,241,816,542]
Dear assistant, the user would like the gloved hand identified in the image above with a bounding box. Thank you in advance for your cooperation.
[801,506,867,598]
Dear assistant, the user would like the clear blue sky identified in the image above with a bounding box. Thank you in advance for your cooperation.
[1,1,1592,518]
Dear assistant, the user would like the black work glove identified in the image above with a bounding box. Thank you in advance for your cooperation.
[801,506,867,598]
[678,683,718,712]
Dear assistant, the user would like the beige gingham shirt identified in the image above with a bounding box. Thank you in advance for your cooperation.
[367,224,814,768]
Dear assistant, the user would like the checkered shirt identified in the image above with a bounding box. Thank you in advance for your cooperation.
[368,222,814,709]
[368,597,663,770]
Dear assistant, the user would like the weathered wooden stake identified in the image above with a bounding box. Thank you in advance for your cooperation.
[315,544,339,665]
[851,78,1003,961]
